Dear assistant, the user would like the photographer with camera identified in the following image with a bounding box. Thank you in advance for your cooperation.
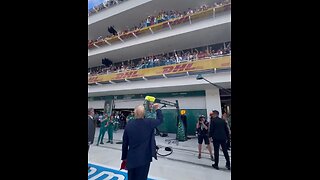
[196,115,214,161]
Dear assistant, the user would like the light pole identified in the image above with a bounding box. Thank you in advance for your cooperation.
[196,74,231,94]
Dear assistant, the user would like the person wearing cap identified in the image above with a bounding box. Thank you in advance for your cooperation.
[196,115,214,161]
[209,110,231,170]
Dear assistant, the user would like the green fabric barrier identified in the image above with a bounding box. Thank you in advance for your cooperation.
[157,109,207,135]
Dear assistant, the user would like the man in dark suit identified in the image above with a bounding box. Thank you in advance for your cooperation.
[88,108,96,170]
[209,110,231,170]
[121,103,163,180]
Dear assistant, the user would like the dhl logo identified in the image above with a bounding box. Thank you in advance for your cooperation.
[113,71,141,80]
[88,76,99,83]
[162,63,196,74]
[221,62,231,67]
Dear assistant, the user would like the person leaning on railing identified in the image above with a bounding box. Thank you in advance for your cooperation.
[88,3,231,48]
[88,42,231,75]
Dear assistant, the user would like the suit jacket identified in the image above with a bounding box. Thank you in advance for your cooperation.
[88,115,96,144]
[209,117,230,141]
[121,109,163,169]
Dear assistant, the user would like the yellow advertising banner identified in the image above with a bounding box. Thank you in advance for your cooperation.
[88,56,231,84]
[190,7,214,21]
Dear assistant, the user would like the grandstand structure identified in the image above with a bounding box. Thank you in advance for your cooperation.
[88,0,231,134]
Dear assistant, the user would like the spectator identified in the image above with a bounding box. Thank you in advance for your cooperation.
[196,115,214,161]
[154,56,160,67]
[146,16,151,27]
[148,58,154,68]
[197,50,207,59]
[193,51,198,60]
[174,52,182,63]
[89,3,232,48]
[88,42,231,75]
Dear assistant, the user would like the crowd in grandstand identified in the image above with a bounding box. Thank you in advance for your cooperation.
[137,4,210,29]
[88,0,231,47]
[88,42,231,76]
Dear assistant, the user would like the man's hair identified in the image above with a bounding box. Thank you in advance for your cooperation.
[134,105,145,119]
[88,108,94,114]
[212,110,219,115]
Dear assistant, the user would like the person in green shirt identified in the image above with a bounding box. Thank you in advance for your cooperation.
[106,115,114,144]
[126,111,135,124]
[144,101,156,119]
[96,113,108,146]
[144,100,160,135]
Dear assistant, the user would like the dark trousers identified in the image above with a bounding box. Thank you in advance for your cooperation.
[179,119,187,138]
[128,163,150,180]
[213,139,230,166]
[226,138,231,149]
[155,127,160,135]
[88,144,90,169]
[183,122,187,138]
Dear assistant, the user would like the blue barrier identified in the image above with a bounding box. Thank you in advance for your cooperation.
[88,163,155,180]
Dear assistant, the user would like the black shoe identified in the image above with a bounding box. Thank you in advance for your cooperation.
[212,164,219,170]
[100,142,104,144]
[106,141,110,143]
[187,137,191,139]
[211,155,214,161]
[110,141,113,144]
[226,165,231,170]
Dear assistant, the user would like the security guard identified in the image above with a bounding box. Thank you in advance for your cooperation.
[209,110,231,170]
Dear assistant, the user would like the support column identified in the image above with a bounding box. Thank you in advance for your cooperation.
[205,88,222,118]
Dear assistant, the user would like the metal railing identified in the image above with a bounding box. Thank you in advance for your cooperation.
[88,55,231,85]
[88,3,231,49]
